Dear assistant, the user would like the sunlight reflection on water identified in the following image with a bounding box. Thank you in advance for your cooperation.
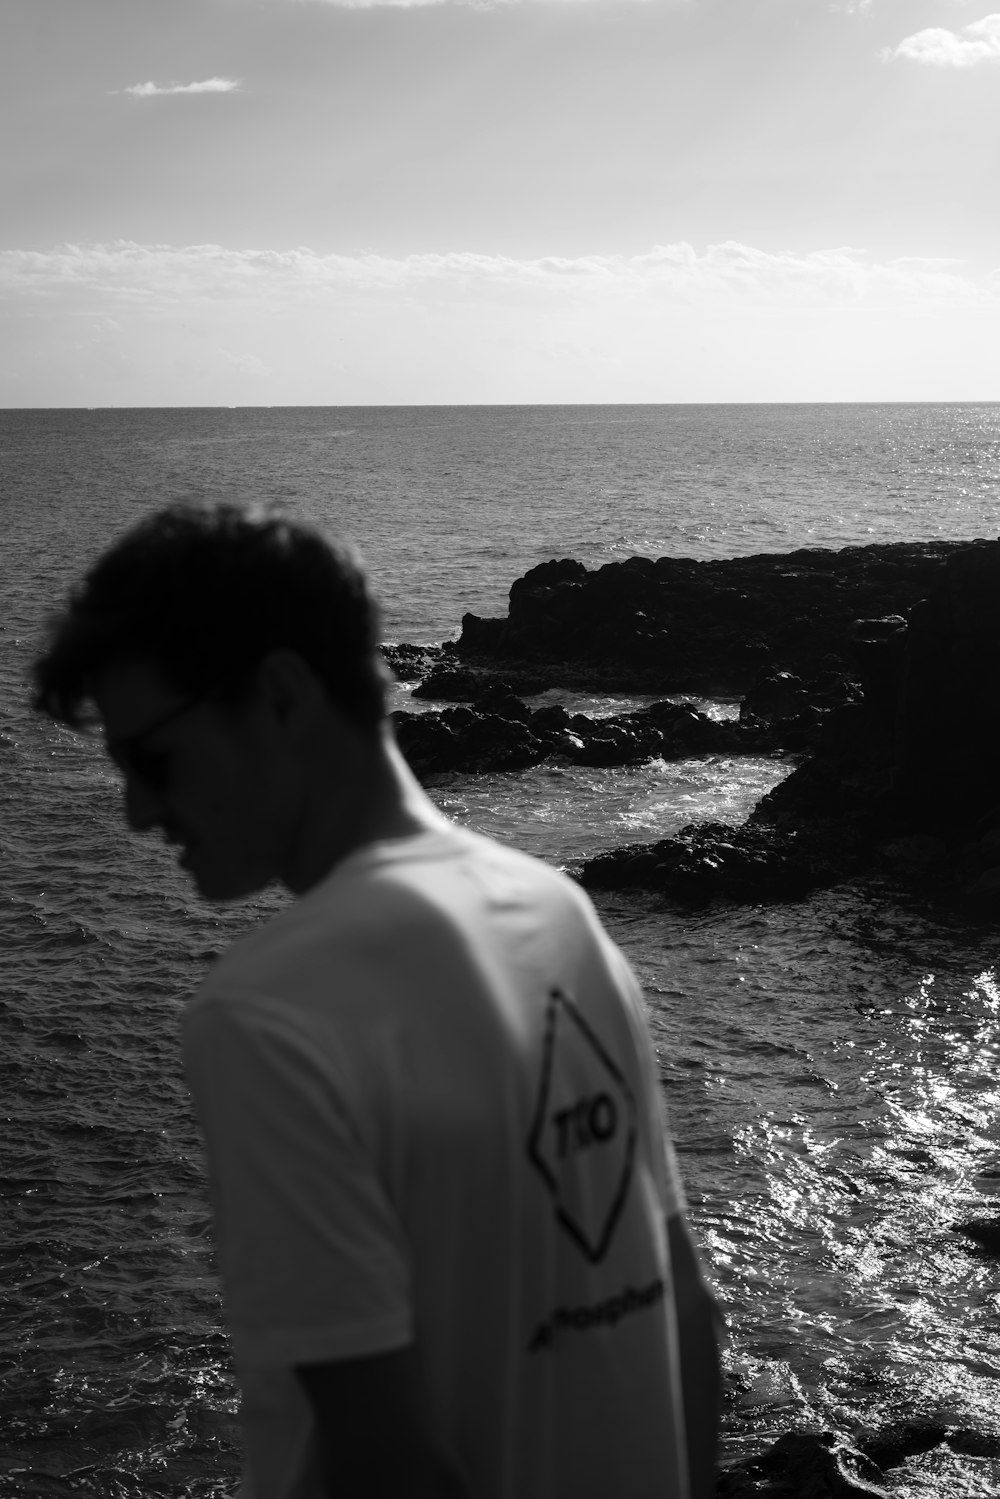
[604,891,1000,1483]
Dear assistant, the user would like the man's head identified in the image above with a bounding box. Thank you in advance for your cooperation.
[34,502,394,900]
[34,501,389,732]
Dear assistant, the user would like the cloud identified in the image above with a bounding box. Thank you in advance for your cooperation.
[882,13,1000,67]
[305,0,448,8]
[295,0,649,9]
[0,240,991,311]
[220,349,271,376]
[118,78,241,97]
[2,241,998,405]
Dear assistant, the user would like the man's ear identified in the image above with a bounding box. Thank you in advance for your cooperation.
[254,650,327,729]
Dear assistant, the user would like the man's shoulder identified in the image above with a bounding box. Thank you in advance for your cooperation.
[337,819,578,914]
[191,823,592,1006]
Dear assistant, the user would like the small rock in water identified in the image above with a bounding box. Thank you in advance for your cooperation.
[951,1216,1000,1253]
[717,1430,890,1498]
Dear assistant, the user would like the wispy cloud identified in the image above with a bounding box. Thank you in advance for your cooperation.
[2,242,997,405]
[220,349,270,376]
[0,240,991,308]
[304,0,448,8]
[117,78,242,97]
[882,14,1000,67]
[295,0,649,9]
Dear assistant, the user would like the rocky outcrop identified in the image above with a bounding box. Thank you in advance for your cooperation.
[580,540,1000,914]
[451,542,969,696]
[716,1420,1000,1497]
[755,539,1000,904]
[387,539,1000,912]
[717,1431,889,1498]
[891,542,1000,833]
[391,650,864,784]
[382,643,444,682]
[579,818,867,908]
[951,1216,1000,1255]
[392,698,801,780]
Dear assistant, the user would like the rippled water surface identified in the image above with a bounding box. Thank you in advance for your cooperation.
[4,404,1000,1495]
[628,893,1000,1494]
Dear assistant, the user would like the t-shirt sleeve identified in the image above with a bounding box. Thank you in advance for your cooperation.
[182,992,414,1370]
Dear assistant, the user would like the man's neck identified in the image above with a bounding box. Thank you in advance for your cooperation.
[283,726,444,896]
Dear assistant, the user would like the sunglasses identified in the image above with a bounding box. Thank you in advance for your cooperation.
[106,697,203,790]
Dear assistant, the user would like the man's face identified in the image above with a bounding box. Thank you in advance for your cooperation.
[95,661,294,901]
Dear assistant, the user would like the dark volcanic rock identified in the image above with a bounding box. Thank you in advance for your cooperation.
[717,1419,1000,1497]
[411,664,486,700]
[857,1416,1000,1468]
[950,1216,1000,1255]
[749,539,1000,910]
[412,663,551,702]
[392,707,549,777]
[391,539,1000,913]
[740,670,811,721]
[381,643,446,681]
[855,1421,948,1471]
[452,542,970,696]
[575,540,1000,913]
[717,1431,890,1498]
[393,700,796,781]
[892,541,1000,832]
[579,819,866,907]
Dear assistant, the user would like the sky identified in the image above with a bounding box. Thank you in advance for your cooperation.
[2,0,998,405]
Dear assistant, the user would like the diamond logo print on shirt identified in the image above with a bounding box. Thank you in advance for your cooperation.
[527,988,637,1263]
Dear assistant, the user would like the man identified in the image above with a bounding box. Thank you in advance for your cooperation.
[34,502,721,1499]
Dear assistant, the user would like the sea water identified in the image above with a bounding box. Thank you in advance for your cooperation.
[3,404,1000,1496]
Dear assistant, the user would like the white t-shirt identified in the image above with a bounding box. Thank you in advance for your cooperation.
[182,821,691,1499]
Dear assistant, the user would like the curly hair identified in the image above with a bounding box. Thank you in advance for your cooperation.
[33,501,390,730]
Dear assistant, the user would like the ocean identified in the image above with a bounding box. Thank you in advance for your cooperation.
[3,403,1000,1497]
